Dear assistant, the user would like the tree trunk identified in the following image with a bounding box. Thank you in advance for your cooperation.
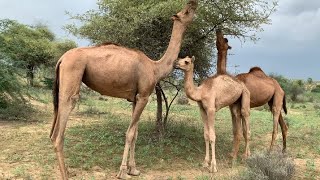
[27,65,35,86]
[155,83,164,136]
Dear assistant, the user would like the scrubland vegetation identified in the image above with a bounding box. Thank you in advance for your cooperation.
[0,77,319,179]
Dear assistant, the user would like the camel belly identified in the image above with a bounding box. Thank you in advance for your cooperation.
[82,73,137,102]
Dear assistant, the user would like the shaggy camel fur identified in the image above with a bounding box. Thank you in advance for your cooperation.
[50,1,197,179]
[215,31,288,152]
[175,56,251,173]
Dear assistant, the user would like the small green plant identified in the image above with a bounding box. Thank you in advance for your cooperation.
[195,175,211,180]
[239,150,295,180]
[300,104,306,109]
[177,174,187,180]
[12,165,32,179]
[305,159,317,179]
[314,103,320,110]
[42,77,54,89]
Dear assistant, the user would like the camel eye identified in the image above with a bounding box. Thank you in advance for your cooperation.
[185,61,189,65]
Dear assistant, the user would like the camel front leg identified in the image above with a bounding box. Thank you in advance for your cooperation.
[241,90,251,159]
[207,107,217,173]
[199,105,210,167]
[117,95,148,179]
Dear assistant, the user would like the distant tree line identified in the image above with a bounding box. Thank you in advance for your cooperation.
[0,19,76,108]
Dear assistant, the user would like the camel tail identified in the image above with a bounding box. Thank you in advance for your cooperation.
[50,60,61,138]
[283,94,287,115]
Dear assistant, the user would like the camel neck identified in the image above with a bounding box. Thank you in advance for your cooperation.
[184,67,201,101]
[154,22,186,81]
[217,51,227,74]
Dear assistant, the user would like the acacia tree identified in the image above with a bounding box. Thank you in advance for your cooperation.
[66,0,277,133]
[0,20,77,86]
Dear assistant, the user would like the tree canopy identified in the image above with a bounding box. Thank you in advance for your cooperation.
[66,0,277,78]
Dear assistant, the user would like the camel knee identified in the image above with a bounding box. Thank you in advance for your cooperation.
[203,128,209,140]
[70,94,80,110]
[209,133,216,143]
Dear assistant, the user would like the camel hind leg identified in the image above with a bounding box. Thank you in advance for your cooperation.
[268,101,288,152]
[279,113,288,152]
[268,93,284,151]
[51,66,83,179]
[229,103,242,160]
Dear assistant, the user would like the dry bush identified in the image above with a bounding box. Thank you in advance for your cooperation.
[240,150,295,180]
[176,94,189,105]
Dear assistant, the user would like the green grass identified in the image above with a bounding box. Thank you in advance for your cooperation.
[1,86,320,179]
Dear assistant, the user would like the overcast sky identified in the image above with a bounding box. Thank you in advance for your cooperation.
[0,0,319,80]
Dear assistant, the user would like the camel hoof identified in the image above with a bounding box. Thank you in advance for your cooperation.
[202,161,209,168]
[209,166,217,173]
[116,170,131,179]
[242,153,250,160]
[128,167,140,176]
[228,152,237,160]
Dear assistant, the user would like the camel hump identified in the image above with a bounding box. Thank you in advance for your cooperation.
[96,42,121,47]
[248,66,267,77]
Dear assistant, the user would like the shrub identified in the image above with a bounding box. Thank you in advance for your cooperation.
[42,77,54,89]
[0,102,36,121]
[307,96,314,102]
[311,85,320,93]
[176,95,189,105]
[239,150,295,180]
[300,104,306,109]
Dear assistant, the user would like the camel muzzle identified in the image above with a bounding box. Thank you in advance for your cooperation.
[174,60,180,69]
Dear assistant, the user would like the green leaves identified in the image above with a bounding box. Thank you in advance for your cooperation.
[0,19,77,86]
[66,0,277,78]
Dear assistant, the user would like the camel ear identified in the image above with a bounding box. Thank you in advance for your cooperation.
[191,56,195,63]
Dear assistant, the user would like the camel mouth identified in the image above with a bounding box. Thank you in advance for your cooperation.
[174,61,181,69]
[187,0,198,10]
[174,63,180,69]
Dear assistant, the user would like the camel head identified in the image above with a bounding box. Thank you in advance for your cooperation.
[171,0,198,26]
[175,56,195,72]
[216,29,232,51]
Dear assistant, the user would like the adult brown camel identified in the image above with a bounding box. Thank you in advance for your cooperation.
[50,1,197,179]
[175,56,251,173]
[215,30,288,153]
[236,68,288,152]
